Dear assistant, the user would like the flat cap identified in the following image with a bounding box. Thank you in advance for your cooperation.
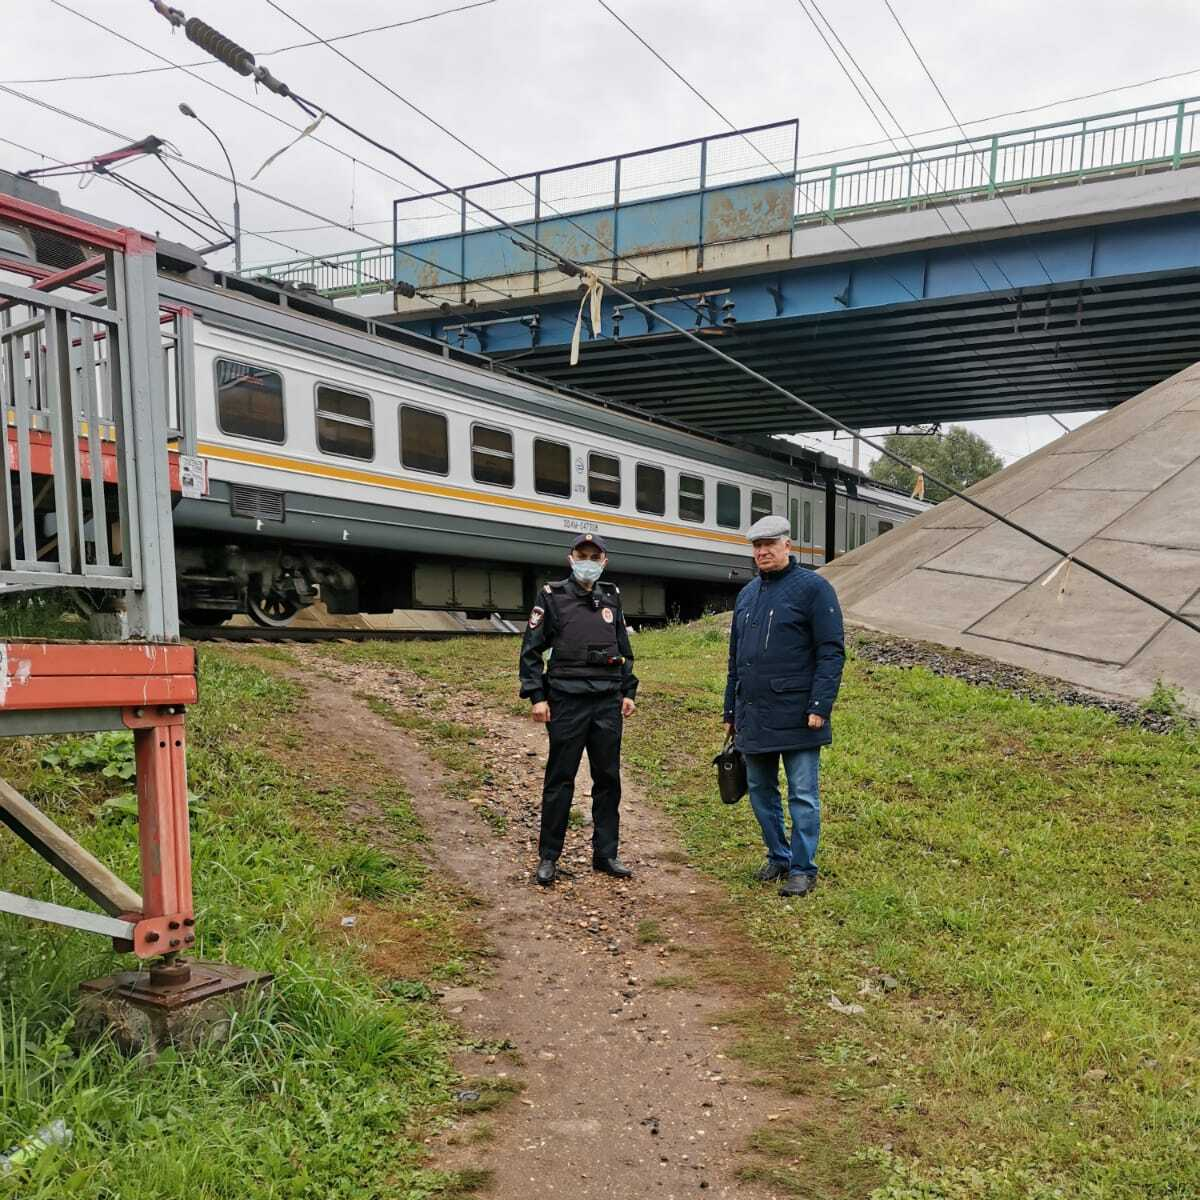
[571,531,607,552]
[747,514,790,542]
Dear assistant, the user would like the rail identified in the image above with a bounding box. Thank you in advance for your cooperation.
[249,94,1200,297]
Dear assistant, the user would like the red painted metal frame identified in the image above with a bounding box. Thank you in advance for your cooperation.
[0,196,201,963]
[0,194,149,256]
[5,427,183,492]
[1,644,197,958]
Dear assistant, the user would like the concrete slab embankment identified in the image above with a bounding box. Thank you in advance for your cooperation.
[821,365,1200,711]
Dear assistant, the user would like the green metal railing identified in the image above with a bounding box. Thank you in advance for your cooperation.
[249,95,1200,295]
[245,247,394,299]
[795,95,1200,221]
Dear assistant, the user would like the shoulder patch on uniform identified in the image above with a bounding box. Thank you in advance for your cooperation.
[528,606,545,629]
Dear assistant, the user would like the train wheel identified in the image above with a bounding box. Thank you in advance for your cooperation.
[247,591,301,628]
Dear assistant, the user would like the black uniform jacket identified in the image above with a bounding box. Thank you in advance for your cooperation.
[519,578,638,704]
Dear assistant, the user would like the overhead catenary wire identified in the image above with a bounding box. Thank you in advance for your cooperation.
[0,81,578,325]
[599,0,1060,428]
[791,0,1113,404]
[2,1,498,85]
[865,0,1123,402]
[143,0,1200,640]
[49,0,463,225]
[257,0,720,326]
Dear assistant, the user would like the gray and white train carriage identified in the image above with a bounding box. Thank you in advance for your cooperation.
[159,272,927,626]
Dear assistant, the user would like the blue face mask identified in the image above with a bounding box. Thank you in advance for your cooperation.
[571,558,605,585]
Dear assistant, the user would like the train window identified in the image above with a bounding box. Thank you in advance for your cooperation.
[679,474,705,523]
[215,358,285,443]
[751,491,773,524]
[316,384,373,460]
[802,500,813,544]
[588,452,621,507]
[534,439,571,497]
[860,514,868,546]
[717,482,741,529]
[636,464,665,515]
[790,498,799,541]
[848,511,857,551]
[878,520,894,536]
[471,424,514,487]
[399,405,448,474]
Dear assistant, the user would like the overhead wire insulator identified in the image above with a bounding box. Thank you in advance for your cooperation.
[184,18,255,75]
[182,15,291,95]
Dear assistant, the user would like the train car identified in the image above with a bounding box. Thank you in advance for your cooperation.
[156,271,929,626]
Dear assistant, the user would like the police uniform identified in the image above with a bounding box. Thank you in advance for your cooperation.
[519,535,638,876]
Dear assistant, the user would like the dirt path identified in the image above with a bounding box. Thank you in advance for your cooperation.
[276,647,793,1199]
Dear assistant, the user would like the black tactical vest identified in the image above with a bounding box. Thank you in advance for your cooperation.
[545,581,624,681]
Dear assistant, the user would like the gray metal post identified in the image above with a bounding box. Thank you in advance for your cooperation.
[117,239,179,640]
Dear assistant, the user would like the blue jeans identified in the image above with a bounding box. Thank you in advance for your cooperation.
[744,749,821,877]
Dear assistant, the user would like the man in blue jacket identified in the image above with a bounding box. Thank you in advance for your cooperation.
[723,514,845,898]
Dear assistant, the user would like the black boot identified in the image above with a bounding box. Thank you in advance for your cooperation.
[592,856,633,879]
[536,858,557,886]
[778,873,816,898]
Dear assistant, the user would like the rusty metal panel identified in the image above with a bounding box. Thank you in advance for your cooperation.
[702,177,794,244]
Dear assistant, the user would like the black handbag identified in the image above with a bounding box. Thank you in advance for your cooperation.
[712,734,747,805]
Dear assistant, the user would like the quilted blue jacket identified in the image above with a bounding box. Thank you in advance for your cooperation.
[723,560,845,754]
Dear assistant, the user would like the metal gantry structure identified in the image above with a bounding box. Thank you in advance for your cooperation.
[0,193,237,1012]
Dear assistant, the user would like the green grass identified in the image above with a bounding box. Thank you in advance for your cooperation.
[0,649,485,1200]
[329,624,1200,1199]
[0,590,86,640]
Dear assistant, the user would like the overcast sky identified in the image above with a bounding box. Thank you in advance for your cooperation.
[4,0,1199,465]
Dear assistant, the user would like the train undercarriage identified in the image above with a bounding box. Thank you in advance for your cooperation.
[174,538,729,628]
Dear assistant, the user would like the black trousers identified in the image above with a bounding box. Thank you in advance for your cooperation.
[539,688,623,862]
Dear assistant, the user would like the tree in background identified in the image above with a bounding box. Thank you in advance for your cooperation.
[868,425,1004,503]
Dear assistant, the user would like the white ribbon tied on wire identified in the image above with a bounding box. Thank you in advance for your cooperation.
[253,111,326,180]
[1040,554,1075,603]
[569,269,605,367]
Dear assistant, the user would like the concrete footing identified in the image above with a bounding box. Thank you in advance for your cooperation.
[76,959,272,1055]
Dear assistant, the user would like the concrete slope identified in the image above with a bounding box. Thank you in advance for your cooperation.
[821,365,1200,708]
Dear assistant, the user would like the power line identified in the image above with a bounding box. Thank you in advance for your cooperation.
[259,0,718,324]
[599,0,1047,419]
[1,1,498,85]
[874,0,1119,386]
[0,82,525,306]
[49,0,443,211]
[595,1,745,134]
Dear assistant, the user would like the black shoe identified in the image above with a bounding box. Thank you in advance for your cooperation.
[779,873,816,898]
[754,860,789,882]
[592,856,633,879]
[536,858,557,886]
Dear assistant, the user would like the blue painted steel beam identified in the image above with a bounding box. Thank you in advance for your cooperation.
[400,212,1200,355]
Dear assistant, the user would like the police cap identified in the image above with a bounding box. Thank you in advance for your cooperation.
[570,532,607,552]
[747,514,791,542]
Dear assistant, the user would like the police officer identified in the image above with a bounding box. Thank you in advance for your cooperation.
[519,533,638,886]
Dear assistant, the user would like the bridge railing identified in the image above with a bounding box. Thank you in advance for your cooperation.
[248,95,1200,295]
[796,95,1200,220]
[244,247,394,299]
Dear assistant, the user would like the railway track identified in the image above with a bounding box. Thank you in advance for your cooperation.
[181,625,516,644]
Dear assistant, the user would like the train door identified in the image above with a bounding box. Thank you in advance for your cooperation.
[788,486,821,567]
